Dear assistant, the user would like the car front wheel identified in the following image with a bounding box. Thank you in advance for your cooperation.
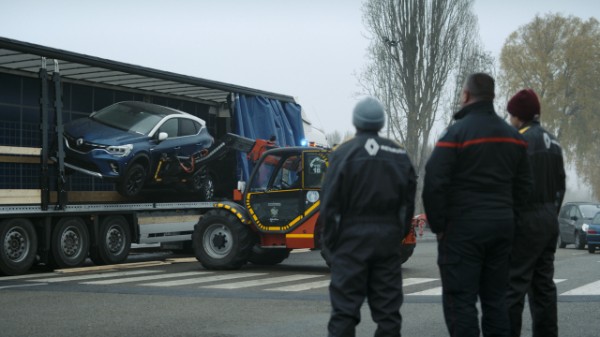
[117,163,147,197]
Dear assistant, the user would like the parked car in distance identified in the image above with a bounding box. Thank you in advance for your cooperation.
[557,202,600,249]
[587,213,600,253]
[62,101,214,197]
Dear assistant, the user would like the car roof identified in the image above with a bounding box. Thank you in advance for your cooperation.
[117,101,206,126]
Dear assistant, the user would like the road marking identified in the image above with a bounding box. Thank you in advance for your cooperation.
[81,271,211,285]
[0,283,48,290]
[560,280,600,296]
[54,261,170,274]
[403,278,438,286]
[266,280,330,292]
[409,286,443,296]
[141,273,267,287]
[291,249,311,254]
[204,274,322,289]
[27,270,159,283]
[554,279,567,284]
[0,272,56,280]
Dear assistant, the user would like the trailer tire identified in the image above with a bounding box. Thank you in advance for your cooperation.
[193,210,253,270]
[50,217,89,269]
[90,216,131,265]
[0,218,37,276]
[248,247,290,265]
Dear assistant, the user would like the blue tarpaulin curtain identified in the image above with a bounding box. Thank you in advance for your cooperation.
[233,94,305,182]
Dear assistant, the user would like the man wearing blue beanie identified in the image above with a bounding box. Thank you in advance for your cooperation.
[321,96,417,337]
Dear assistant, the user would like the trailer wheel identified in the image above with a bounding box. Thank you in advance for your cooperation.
[90,216,131,265]
[50,217,89,269]
[0,218,37,275]
[192,210,253,270]
[118,163,147,197]
[248,247,290,265]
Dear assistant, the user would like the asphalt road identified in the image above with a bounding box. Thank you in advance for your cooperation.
[1,236,599,337]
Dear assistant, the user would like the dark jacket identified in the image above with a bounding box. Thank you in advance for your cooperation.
[321,130,417,248]
[519,120,566,213]
[422,101,533,233]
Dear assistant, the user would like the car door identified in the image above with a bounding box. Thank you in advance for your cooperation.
[150,117,180,176]
[558,205,571,243]
[567,205,581,241]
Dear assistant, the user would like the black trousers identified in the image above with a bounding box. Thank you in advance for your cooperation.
[507,206,558,337]
[328,223,404,337]
[437,218,514,337]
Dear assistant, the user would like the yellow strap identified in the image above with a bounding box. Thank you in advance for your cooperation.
[519,126,530,134]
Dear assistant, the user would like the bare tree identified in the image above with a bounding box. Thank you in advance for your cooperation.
[359,0,483,179]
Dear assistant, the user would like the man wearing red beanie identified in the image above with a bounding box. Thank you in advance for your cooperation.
[505,89,566,337]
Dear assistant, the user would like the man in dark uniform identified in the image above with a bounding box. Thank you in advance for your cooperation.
[422,73,533,337]
[321,97,416,337]
[505,89,566,337]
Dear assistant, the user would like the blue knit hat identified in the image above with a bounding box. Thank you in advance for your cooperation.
[353,97,385,131]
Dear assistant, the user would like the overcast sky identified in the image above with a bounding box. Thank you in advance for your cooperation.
[1,0,599,135]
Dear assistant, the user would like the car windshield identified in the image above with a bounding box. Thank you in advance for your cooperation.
[579,204,600,218]
[593,213,600,225]
[90,102,164,135]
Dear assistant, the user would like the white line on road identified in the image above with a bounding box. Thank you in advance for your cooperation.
[0,273,56,280]
[560,280,600,296]
[81,271,212,285]
[0,283,48,290]
[403,278,438,286]
[203,274,322,289]
[27,270,159,283]
[266,280,330,292]
[141,273,267,287]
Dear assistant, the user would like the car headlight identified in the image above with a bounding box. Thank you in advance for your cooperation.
[106,144,133,157]
[582,223,589,232]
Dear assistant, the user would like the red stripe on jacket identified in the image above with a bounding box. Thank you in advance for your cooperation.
[436,137,528,149]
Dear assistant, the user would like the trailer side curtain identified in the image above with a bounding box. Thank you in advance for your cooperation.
[233,94,305,182]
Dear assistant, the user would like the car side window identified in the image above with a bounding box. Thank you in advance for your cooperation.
[179,119,198,136]
[568,206,579,219]
[158,118,178,138]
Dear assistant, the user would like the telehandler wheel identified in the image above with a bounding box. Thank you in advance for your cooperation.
[50,217,89,269]
[90,216,131,265]
[0,218,37,276]
[193,210,254,270]
[248,246,290,265]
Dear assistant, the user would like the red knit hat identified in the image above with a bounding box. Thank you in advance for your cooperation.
[507,89,540,121]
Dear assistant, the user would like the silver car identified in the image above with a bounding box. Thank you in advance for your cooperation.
[558,202,600,249]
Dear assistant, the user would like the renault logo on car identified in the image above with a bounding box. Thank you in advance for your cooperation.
[76,138,84,146]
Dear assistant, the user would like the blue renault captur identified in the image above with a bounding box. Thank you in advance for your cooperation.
[63,101,214,197]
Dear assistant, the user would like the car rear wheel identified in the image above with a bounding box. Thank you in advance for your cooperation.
[118,163,147,197]
[588,245,596,254]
